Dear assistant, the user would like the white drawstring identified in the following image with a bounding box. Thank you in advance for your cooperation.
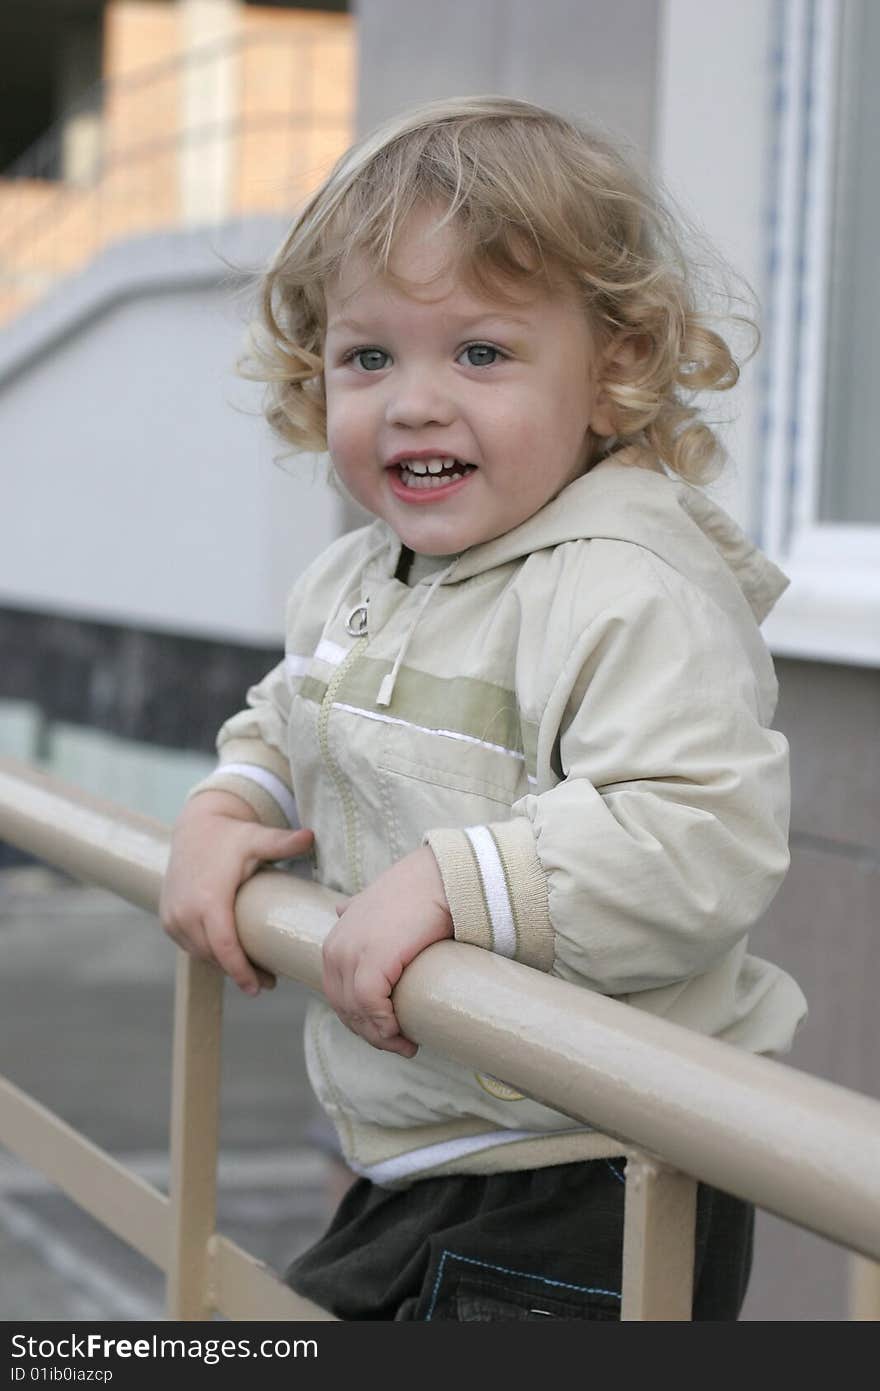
[375,560,458,707]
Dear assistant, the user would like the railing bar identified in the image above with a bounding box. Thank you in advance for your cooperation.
[621,1153,696,1320]
[209,1234,338,1321]
[239,865,880,1266]
[166,953,224,1320]
[0,759,168,910]
[0,1074,168,1268]
[1,758,879,1263]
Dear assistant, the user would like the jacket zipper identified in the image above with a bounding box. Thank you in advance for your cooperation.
[316,633,369,892]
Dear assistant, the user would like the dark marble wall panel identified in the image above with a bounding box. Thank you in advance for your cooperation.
[0,605,280,755]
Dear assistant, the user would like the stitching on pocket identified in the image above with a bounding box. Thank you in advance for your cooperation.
[379,749,519,806]
[425,1248,621,1320]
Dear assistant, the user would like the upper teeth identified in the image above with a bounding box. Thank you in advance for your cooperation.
[400,457,459,474]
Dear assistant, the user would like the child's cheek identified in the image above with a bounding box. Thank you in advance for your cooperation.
[324,405,354,470]
[325,412,377,508]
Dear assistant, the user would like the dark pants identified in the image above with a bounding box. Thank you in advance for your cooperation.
[286,1158,754,1321]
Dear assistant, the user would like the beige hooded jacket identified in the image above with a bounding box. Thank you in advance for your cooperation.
[193,447,807,1185]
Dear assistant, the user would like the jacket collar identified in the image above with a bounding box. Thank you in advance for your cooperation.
[372,445,787,624]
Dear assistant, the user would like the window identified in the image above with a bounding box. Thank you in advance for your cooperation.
[817,0,880,524]
[0,1,103,180]
[759,0,880,664]
[658,0,880,667]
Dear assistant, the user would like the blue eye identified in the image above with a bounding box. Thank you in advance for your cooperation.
[460,343,502,367]
[351,348,389,371]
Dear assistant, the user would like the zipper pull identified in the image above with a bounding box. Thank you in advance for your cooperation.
[345,598,370,637]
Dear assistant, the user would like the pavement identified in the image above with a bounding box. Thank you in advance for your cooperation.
[0,865,341,1321]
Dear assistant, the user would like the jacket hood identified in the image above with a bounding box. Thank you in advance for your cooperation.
[441,446,788,625]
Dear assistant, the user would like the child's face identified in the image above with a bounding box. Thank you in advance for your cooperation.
[322,207,613,555]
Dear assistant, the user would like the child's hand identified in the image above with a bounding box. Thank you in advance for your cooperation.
[322,846,453,1057]
[160,790,314,996]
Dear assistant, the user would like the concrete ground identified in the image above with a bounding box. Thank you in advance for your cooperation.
[0,866,851,1322]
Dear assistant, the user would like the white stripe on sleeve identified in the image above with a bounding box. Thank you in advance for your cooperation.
[217,762,299,828]
[464,824,516,957]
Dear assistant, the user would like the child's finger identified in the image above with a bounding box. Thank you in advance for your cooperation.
[203,908,264,996]
[250,826,314,867]
[343,962,416,1051]
[339,958,387,1026]
[357,1017,418,1057]
[327,978,418,1056]
[374,1031,418,1058]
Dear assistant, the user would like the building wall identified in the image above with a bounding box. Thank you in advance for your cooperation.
[356,0,660,159]
[740,657,880,1321]
[0,218,338,643]
[0,217,341,825]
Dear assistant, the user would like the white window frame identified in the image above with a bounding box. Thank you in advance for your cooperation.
[758,0,880,666]
[658,0,880,668]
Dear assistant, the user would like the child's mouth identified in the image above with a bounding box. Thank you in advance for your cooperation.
[386,456,478,506]
[392,456,478,489]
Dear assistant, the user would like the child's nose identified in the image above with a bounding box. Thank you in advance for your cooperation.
[384,371,456,428]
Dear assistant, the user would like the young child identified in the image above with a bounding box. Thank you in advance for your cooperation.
[160,95,807,1321]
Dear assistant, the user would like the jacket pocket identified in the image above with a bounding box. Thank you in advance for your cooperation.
[379,727,527,801]
[378,737,525,860]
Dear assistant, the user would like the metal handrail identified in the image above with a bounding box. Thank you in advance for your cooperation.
[1,756,879,1270]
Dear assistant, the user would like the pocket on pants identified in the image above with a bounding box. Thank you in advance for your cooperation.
[424,1252,621,1322]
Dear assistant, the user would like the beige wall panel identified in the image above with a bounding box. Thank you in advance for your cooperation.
[775,658,880,855]
[740,656,877,1320]
[0,183,98,316]
[355,0,659,157]
[237,9,354,215]
[103,4,181,236]
[742,1211,848,1321]
[756,841,878,1098]
[104,1,180,81]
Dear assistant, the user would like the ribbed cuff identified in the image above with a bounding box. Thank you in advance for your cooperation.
[187,737,296,829]
[424,817,554,972]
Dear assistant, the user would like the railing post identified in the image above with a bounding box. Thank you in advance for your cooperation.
[166,951,224,1320]
[850,1255,880,1320]
[621,1154,697,1320]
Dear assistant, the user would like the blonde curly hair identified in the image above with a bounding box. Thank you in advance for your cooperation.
[248,95,757,484]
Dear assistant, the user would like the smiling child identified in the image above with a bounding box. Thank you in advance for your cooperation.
[160,96,805,1320]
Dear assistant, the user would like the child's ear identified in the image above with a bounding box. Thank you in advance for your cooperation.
[589,332,652,437]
